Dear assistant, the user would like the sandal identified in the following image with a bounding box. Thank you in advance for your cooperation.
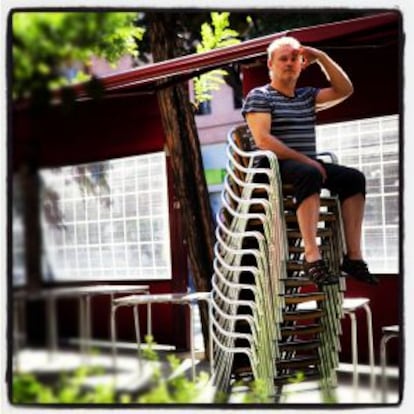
[341,256,379,285]
[303,259,339,286]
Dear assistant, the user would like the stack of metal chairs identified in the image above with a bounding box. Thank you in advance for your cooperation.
[211,124,346,401]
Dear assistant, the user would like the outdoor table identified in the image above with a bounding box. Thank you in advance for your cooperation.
[111,291,212,380]
[13,284,150,360]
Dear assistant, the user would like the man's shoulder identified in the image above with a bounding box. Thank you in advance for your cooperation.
[247,84,272,97]
[296,86,318,97]
[242,84,273,115]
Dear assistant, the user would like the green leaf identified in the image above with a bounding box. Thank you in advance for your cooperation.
[194,12,240,105]
[12,11,144,102]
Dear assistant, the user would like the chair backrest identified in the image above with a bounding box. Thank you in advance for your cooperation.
[233,124,257,155]
[228,126,250,187]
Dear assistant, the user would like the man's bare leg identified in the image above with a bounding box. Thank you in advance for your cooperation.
[296,193,321,263]
[341,193,364,260]
[296,192,338,285]
[340,193,378,284]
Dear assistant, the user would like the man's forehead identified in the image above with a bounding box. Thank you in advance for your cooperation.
[274,44,300,56]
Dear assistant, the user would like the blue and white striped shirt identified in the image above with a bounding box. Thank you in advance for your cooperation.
[242,84,319,157]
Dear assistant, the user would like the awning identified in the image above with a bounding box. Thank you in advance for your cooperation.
[69,11,400,100]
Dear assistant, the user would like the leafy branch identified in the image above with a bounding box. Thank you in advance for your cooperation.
[193,12,241,106]
[12,12,144,101]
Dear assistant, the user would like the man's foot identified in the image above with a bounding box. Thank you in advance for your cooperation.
[304,259,339,286]
[341,255,379,285]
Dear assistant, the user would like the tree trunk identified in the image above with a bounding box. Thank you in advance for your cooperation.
[148,13,215,358]
[19,133,43,292]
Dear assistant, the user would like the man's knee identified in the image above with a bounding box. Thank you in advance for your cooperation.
[347,168,366,193]
[299,164,324,186]
[294,164,323,205]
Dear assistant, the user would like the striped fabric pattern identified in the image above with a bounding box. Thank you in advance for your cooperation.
[242,84,319,157]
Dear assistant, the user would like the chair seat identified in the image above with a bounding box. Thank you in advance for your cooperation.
[283,308,324,321]
[382,325,399,335]
[284,292,326,305]
[276,355,320,370]
[285,211,337,223]
[279,339,321,352]
[287,228,333,239]
[342,297,370,312]
[282,277,314,287]
[281,324,323,336]
[283,196,339,209]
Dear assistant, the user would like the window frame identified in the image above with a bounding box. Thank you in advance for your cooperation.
[316,114,400,275]
[37,151,173,283]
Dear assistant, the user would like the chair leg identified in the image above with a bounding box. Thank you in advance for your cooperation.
[380,334,388,403]
[380,332,398,403]
[348,312,359,399]
[363,303,375,397]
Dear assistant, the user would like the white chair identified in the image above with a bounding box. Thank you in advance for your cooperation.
[380,324,399,403]
[298,297,375,398]
[342,298,375,398]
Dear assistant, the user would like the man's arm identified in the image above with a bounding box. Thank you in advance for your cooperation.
[245,111,327,180]
[301,46,354,111]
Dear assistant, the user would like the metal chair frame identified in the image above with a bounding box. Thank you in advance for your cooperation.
[211,124,347,398]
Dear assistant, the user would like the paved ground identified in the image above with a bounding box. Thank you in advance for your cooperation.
[9,306,401,406]
[10,345,400,406]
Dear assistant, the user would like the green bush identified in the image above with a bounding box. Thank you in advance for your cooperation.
[13,336,317,404]
[12,368,115,404]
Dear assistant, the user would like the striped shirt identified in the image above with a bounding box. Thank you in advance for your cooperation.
[242,84,319,157]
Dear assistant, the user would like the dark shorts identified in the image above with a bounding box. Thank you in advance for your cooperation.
[255,157,366,207]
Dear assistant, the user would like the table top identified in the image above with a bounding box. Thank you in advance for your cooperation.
[113,291,211,306]
[13,284,150,300]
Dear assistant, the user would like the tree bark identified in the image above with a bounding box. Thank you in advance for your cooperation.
[19,137,42,292]
[148,13,215,357]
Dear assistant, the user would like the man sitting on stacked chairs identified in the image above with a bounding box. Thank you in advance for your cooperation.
[242,36,378,286]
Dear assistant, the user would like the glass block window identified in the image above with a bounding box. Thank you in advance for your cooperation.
[39,152,172,281]
[316,115,399,274]
[12,177,26,287]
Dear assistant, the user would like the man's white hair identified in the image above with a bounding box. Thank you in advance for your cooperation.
[267,36,301,60]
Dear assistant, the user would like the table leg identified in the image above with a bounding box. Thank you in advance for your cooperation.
[13,298,21,371]
[20,298,27,348]
[85,295,92,357]
[110,295,118,372]
[147,303,152,339]
[133,305,142,370]
[78,296,86,358]
[189,303,196,381]
[47,297,57,360]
